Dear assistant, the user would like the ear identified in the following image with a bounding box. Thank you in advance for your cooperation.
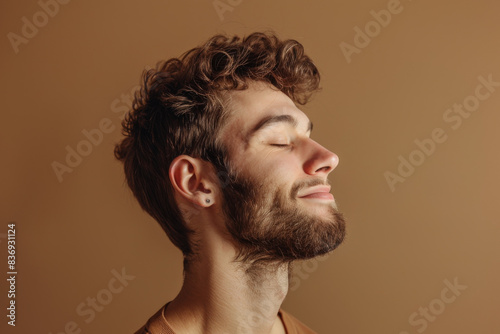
[169,155,215,207]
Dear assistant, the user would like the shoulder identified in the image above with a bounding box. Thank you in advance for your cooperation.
[279,309,318,334]
[133,302,176,334]
[133,324,150,334]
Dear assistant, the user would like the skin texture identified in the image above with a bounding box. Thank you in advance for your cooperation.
[165,81,344,334]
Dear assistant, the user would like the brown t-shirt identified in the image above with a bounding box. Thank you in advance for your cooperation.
[134,302,317,334]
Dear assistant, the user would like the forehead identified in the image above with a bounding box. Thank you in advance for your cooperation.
[220,81,311,143]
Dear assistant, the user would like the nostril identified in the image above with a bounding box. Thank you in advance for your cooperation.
[315,165,331,173]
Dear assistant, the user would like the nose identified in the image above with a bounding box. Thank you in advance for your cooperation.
[302,139,339,176]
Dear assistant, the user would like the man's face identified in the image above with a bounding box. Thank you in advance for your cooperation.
[216,81,346,264]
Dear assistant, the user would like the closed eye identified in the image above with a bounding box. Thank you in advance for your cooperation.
[270,144,290,147]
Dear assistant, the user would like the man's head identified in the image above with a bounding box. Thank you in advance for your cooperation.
[114,32,345,268]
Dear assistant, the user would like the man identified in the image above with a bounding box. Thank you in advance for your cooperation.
[114,32,346,334]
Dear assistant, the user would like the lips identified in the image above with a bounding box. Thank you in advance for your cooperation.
[299,192,334,200]
[297,186,334,200]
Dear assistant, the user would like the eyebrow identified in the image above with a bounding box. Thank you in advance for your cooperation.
[246,114,313,142]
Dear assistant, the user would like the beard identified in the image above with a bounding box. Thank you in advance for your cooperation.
[218,163,346,266]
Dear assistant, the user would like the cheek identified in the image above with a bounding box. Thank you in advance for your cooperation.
[255,155,301,189]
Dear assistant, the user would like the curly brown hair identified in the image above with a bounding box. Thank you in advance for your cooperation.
[114,31,321,257]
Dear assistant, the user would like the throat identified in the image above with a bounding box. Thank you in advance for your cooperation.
[166,259,290,334]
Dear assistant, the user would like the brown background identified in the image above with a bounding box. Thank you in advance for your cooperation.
[1,0,499,333]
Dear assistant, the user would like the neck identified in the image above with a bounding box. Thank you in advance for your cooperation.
[164,245,290,334]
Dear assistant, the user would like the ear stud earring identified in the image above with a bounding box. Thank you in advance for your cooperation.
[205,199,211,203]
